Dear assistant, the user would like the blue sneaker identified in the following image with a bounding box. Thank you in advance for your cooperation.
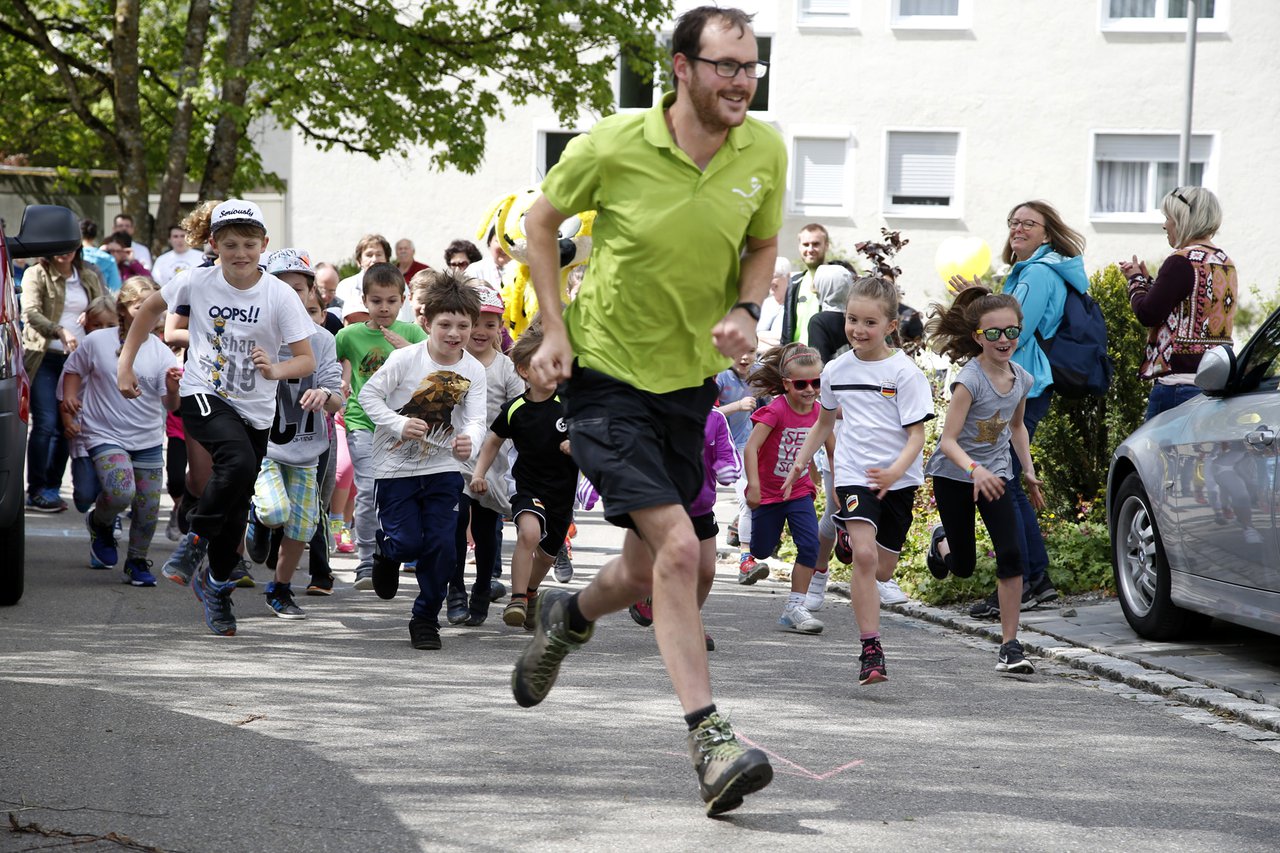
[85,511,118,568]
[229,557,256,588]
[162,532,207,586]
[265,582,306,620]
[122,557,157,587]
[192,565,237,636]
[244,507,269,565]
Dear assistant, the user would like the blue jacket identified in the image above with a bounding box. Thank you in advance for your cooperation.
[1004,243,1090,398]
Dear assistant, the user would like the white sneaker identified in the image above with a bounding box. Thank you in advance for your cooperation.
[165,512,180,542]
[804,570,829,611]
[1244,527,1263,545]
[778,603,824,634]
[877,579,909,605]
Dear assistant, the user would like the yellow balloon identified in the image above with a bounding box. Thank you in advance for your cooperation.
[935,236,992,283]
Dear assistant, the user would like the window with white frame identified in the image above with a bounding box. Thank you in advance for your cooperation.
[790,135,852,215]
[1092,133,1211,218]
[538,131,583,179]
[891,0,970,28]
[884,130,959,215]
[1101,0,1226,33]
[797,0,857,28]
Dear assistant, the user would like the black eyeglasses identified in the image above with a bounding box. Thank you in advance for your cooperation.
[687,55,769,79]
[1007,218,1044,231]
[976,326,1022,342]
[785,377,820,390]
[1172,188,1194,211]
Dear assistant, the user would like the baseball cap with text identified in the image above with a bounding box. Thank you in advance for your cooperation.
[210,199,267,234]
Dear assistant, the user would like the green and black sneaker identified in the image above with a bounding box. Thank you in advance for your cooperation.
[687,712,773,816]
[511,589,592,708]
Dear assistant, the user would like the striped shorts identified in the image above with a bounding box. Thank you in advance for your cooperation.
[253,458,320,543]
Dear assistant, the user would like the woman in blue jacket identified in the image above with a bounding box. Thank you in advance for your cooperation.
[948,200,1089,617]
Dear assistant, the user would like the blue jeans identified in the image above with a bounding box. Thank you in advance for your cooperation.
[26,350,69,498]
[1144,382,1201,422]
[1008,391,1052,582]
[374,472,464,623]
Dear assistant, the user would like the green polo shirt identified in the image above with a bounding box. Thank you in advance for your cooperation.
[541,91,786,395]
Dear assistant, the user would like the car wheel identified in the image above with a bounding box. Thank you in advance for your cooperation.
[1111,472,1207,640]
[0,508,23,606]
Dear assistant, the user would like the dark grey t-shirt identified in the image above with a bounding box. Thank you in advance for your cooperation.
[926,359,1032,481]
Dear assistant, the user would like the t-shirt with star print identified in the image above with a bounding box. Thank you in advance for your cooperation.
[925,358,1032,482]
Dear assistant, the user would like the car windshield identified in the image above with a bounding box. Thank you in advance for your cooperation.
[1234,311,1280,394]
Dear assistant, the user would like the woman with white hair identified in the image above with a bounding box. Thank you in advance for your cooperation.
[756,256,792,350]
[1120,186,1237,420]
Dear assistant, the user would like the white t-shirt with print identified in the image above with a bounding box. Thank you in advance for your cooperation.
[150,247,201,285]
[63,328,176,452]
[820,348,934,490]
[160,265,314,429]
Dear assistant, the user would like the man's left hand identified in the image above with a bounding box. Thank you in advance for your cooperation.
[712,308,757,359]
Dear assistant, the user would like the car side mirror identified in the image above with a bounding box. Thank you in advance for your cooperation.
[4,205,81,260]
[1195,345,1235,395]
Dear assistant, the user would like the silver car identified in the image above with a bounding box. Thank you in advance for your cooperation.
[1108,315,1280,641]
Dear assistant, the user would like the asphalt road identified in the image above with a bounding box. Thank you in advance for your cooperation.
[3,504,1280,852]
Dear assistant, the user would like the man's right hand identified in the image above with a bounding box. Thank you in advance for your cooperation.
[532,323,574,385]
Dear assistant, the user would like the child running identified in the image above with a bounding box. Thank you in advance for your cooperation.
[64,295,119,521]
[743,342,828,634]
[244,249,344,619]
[783,277,933,684]
[63,280,181,585]
[470,325,578,630]
[118,200,316,636]
[359,271,487,650]
[923,287,1043,674]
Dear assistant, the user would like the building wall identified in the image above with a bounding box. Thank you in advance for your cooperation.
[273,0,1280,310]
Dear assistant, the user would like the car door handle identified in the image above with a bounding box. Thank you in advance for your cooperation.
[1246,428,1275,447]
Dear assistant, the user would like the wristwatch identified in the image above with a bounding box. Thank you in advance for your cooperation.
[732,301,762,322]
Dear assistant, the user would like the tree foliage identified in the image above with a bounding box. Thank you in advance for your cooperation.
[0,0,671,246]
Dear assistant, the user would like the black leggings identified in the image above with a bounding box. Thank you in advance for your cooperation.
[180,394,268,581]
[932,476,1025,580]
[452,494,501,615]
[166,436,187,501]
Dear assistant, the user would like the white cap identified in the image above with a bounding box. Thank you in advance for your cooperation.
[210,199,266,233]
[266,248,315,278]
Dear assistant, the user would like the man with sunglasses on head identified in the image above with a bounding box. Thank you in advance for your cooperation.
[511,5,784,816]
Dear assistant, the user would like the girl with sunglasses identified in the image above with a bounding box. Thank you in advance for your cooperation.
[923,287,1044,675]
[742,342,827,635]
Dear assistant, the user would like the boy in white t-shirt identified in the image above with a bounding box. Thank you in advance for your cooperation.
[117,199,316,637]
[149,224,202,285]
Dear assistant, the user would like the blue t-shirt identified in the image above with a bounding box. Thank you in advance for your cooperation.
[716,367,759,451]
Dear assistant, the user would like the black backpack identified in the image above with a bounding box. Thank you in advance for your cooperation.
[1034,286,1114,398]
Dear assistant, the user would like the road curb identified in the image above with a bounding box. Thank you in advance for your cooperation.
[828,582,1280,736]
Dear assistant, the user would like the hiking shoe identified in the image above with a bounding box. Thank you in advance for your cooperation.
[192,565,237,637]
[265,582,306,620]
[489,579,507,601]
[996,639,1035,674]
[27,492,66,513]
[336,525,355,554]
[446,590,469,624]
[970,589,1001,619]
[705,633,716,652]
[229,558,256,588]
[926,524,948,579]
[1028,572,1058,605]
[804,569,829,611]
[503,597,528,627]
[686,712,773,816]
[858,639,888,685]
[511,589,593,708]
[244,508,270,565]
[629,598,654,627]
[165,512,180,542]
[162,532,207,586]
[552,542,574,583]
[352,561,374,590]
[409,617,442,650]
[737,554,768,585]
[306,573,335,596]
[877,578,909,605]
[778,603,823,634]
[86,512,118,568]
[122,557,157,587]
[834,527,853,564]
[372,553,400,599]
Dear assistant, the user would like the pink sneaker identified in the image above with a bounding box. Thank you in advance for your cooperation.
[337,525,355,554]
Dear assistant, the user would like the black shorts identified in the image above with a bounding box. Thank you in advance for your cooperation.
[833,485,917,553]
[691,511,718,542]
[565,364,716,530]
[511,493,573,557]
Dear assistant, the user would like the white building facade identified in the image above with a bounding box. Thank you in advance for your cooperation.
[262,0,1278,310]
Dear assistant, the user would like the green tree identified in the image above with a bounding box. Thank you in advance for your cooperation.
[0,0,670,248]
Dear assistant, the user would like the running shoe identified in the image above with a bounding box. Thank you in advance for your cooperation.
[877,579,909,605]
[192,565,236,637]
[244,507,270,565]
[403,560,417,573]
[372,553,399,599]
[121,557,157,587]
[804,569,829,611]
[165,512,180,542]
[85,511,118,568]
[552,542,574,583]
[926,524,949,579]
[996,639,1035,674]
[489,579,507,602]
[686,712,773,816]
[705,633,716,652]
[465,612,488,627]
[409,617,442,650]
[834,526,853,564]
[858,638,888,685]
[162,532,207,586]
[265,582,306,620]
[629,598,654,627]
[352,561,374,591]
[328,517,342,555]
[229,558,256,588]
[523,593,538,632]
[1027,572,1058,605]
[306,573,335,596]
[511,589,593,708]
[336,524,355,554]
[778,602,823,634]
[27,492,65,513]
[737,554,768,585]
[503,597,527,627]
[446,590,469,625]
[725,521,739,548]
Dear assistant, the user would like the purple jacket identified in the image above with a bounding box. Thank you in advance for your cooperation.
[690,410,742,518]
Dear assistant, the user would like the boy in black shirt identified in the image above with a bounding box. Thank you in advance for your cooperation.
[471,328,578,629]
